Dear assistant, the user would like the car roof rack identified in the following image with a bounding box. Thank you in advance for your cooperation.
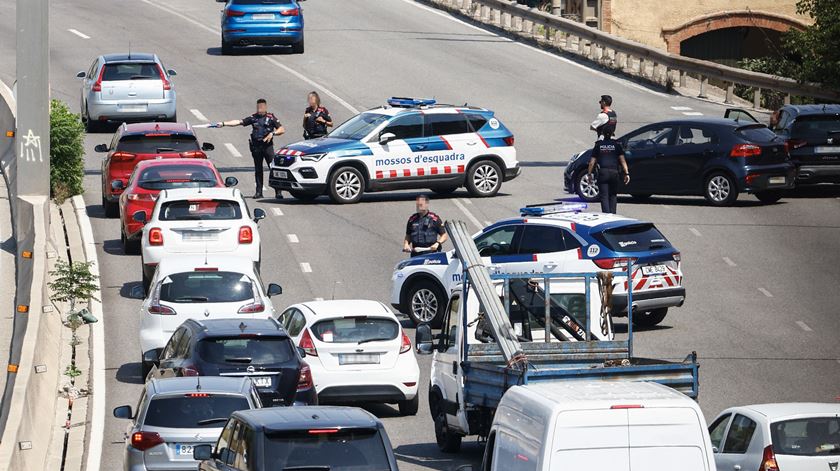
[387,97,437,108]
[520,202,588,216]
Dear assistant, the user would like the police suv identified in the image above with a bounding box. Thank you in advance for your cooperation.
[390,203,685,327]
[268,98,520,203]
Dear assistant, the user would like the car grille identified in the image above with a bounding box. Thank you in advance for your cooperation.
[273,154,296,167]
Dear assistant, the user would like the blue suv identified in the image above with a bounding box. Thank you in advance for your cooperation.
[219,0,304,55]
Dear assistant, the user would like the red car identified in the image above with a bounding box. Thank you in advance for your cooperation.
[118,158,238,254]
[97,122,215,218]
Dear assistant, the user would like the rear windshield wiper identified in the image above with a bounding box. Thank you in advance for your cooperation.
[648,243,667,250]
[156,147,177,152]
[358,337,393,344]
[283,467,331,471]
[196,417,229,426]
[173,296,209,302]
[225,357,253,364]
[130,75,156,80]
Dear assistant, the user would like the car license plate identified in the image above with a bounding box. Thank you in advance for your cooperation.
[768,176,786,185]
[814,146,840,154]
[339,354,380,365]
[175,444,193,456]
[119,105,147,113]
[252,13,275,19]
[273,170,288,179]
[183,231,217,241]
[252,376,272,387]
[641,265,667,276]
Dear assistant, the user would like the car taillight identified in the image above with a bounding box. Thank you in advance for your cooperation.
[149,227,164,246]
[400,331,411,354]
[759,445,779,471]
[672,252,681,262]
[238,226,253,244]
[156,65,172,91]
[730,143,761,158]
[127,194,155,201]
[503,136,515,146]
[92,66,105,92]
[238,302,265,313]
[785,138,807,153]
[225,9,245,16]
[280,8,300,15]
[181,365,200,377]
[179,150,207,159]
[297,362,313,391]
[299,330,318,357]
[111,151,137,161]
[130,431,164,451]
[148,304,176,315]
[593,257,636,269]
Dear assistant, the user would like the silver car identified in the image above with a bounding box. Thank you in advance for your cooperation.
[77,52,177,132]
[113,376,261,471]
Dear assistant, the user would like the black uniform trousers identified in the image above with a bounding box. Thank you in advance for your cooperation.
[249,140,274,193]
[598,168,620,214]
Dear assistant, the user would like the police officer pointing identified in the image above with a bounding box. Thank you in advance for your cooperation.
[590,94,617,139]
[588,129,630,214]
[217,98,285,199]
[403,195,448,257]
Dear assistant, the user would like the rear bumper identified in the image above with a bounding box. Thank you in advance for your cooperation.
[612,287,686,315]
[795,164,840,184]
[318,385,413,404]
[310,361,419,403]
[742,164,796,192]
[503,165,521,182]
[223,30,303,45]
[88,100,176,122]
[259,386,317,407]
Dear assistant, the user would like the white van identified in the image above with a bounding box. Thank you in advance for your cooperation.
[476,380,715,471]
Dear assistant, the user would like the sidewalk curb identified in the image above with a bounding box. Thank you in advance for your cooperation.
[72,195,104,471]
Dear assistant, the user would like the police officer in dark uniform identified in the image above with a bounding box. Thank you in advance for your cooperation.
[217,98,285,199]
[587,129,630,214]
[403,195,448,257]
[302,91,333,139]
[590,94,617,139]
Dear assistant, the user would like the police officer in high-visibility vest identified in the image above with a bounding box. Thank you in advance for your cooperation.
[217,98,285,199]
[590,94,617,139]
[403,195,448,257]
[588,129,630,214]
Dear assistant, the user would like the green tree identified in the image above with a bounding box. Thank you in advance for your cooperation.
[48,259,99,313]
[783,0,840,90]
[50,99,86,203]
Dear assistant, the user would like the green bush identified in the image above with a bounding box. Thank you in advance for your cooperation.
[50,99,85,203]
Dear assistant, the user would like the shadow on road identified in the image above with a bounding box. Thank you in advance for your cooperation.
[102,238,126,256]
[120,281,144,300]
[266,191,512,205]
[613,322,673,334]
[519,160,568,168]
[394,442,484,470]
[206,45,297,57]
[85,204,109,219]
[115,362,144,385]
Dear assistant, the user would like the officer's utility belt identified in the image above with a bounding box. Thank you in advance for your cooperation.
[248,138,272,150]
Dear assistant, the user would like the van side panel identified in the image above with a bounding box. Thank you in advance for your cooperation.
[550,409,630,471]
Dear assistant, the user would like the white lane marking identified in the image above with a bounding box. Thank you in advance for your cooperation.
[300,262,312,273]
[682,111,704,116]
[689,227,702,237]
[722,257,737,267]
[224,143,242,158]
[671,106,692,111]
[271,208,284,216]
[287,234,299,243]
[397,0,667,98]
[796,321,812,332]
[68,28,90,39]
[139,0,359,114]
[190,108,209,122]
[758,287,773,298]
[452,198,484,230]
[314,297,324,301]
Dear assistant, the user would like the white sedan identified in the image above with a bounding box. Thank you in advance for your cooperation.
[136,187,266,294]
[708,403,840,471]
[277,300,420,415]
[139,254,282,377]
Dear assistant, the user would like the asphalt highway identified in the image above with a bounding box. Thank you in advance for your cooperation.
[1,0,839,469]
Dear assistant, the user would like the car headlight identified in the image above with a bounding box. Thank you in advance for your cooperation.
[395,259,412,271]
[300,153,326,162]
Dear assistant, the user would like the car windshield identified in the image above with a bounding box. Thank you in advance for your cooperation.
[136,165,218,190]
[736,125,779,143]
[594,223,672,252]
[102,62,160,81]
[197,337,295,366]
[117,134,200,154]
[329,112,389,141]
[143,395,250,429]
[159,271,254,303]
[264,428,391,471]
[771,417,840,456]
[310,317,399,343]
[159,199,242,220]
[791,115,840,141]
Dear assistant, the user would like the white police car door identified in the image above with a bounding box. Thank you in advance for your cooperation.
[366,113,425,182]
[419,112,477,179]
[514,224,583,275]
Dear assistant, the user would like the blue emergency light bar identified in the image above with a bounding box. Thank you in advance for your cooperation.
[387,97,437,108]
[520,202,588,216]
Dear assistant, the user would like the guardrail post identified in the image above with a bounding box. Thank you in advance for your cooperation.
[625,54,634,73]
[522,18,533,37]
[578,37,586,55]
[679,70,687,88]
[638,57,647,78]
[565,33,574,51]
[545,25,552,42]
[753,88,762,109]
[501,11,511,30]
[725,82,735,104]
[461,0,471,11]
[698,75,708,98]
[588,42,598,61]
[513,14,522,32]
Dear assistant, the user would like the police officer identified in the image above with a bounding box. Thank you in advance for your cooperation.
[587,129,630,214]
[590,94,617,139]
[403,195,448,257]
[217,98,285,199]
[302,91,333,139]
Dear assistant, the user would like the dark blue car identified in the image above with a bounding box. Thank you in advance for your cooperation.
[219,0,304,55]
[563,117,795,206]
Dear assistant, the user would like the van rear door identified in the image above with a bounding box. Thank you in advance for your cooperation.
[628,407,711,471]
[550,409,630,471]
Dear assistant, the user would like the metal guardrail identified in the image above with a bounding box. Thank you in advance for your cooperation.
[427,0,840,104]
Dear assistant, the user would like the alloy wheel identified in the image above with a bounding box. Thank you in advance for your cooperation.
[472,164,499,194]
[411,288,438,323]
[335,171,361,200]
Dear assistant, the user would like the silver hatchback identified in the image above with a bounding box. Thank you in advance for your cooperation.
[113,376,261,471]
[77,52,177,132]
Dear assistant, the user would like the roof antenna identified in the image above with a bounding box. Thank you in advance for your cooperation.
[128,41,132,60]
[204,245,208,266]
[196,375,201,392]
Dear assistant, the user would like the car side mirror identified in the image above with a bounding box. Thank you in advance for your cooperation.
[94,144,108,153]
[143,348,162,367]
[193,444,213,461]
[201,142,214,152]
[415,323,434,354]
[297,346,307,358]
[132,211,147,224]
[224,176,238,187]
[379,132,396,145]
[76,71,86,79]
[167,69,177,76]
[113,405,133,419]
[267,283,282,297]
[111,180,125,191]
[253,208,266,222]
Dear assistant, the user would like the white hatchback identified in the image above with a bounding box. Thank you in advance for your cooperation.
[137,187,266,294]
[139,254,282,377]
[276,300,421,415]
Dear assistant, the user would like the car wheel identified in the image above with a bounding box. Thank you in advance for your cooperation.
[122,231,140,255]
[289,190,319,201]
[576,171,599,202]
[328,166,364,204]
[398,395,419,416]
[406,280,445,327]
[754,190,783,204]
[630,193,652,201]
[431,186,458,195]
[291,36,304,54]
[84,107,100,133]
[102,194,118,218]
[704,172,738,206]
[430,390,461,453]
[632,308,667,328]
[466,160,502,197]
[221,38,233,55]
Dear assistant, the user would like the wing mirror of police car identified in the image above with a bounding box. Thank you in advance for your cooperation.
[224,176,238,187]
[94,144,108,153]
[132,211,147,224]
[379,132,396,145]
[267,283,283,297]
[76,71,86,79]
[253,208,266,222]
[201,142,214,152]
[415,323,434,354]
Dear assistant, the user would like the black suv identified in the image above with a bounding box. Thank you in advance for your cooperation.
[194,406,399,471]
[772,104,840,185]
[147,318,317,407]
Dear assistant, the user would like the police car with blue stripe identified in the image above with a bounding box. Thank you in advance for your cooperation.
[268,97,520,203]
[390,203,686,328]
